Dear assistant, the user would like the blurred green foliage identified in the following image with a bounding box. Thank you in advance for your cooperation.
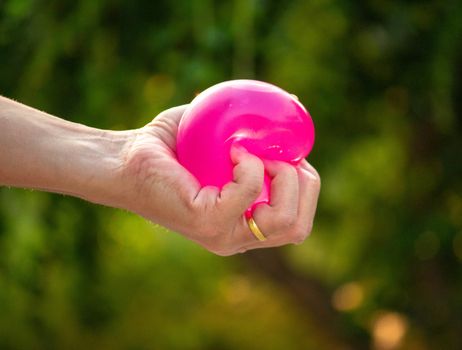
[1,0,462,349]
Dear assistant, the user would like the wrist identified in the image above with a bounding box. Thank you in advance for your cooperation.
[70,128,136,209]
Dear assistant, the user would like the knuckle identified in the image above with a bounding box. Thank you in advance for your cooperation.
[310,166,321,180]
[214,249,235,257]
[306,171,321,189]
[274,212,297,231]
[191,187,219,211]
[291,228,309,243]
[291,222,314,244]
[186,197,200,215]
[271,162,297,180]
[199,230,236,256]
[209,243,234,256]
[282,163,298,177]
[208,245,225,256]
[245,181,262,198]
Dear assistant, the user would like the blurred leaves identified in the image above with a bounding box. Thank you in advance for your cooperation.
[1,0,462,349]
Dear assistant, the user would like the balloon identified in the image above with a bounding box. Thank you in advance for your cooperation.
[177,79,315,216]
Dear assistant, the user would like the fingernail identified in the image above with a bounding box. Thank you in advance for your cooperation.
[231,143,247,153]
[230,143,248,162]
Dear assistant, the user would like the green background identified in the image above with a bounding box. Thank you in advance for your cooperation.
[1,0,461,349]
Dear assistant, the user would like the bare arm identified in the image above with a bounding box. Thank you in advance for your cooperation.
[0,96,130,206]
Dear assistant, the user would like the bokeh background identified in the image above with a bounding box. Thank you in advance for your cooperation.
[1,0,462,349]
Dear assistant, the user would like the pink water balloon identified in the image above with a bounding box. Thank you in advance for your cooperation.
[177,79,315,216]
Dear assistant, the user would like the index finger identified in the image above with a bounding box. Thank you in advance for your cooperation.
[218,145,264,220]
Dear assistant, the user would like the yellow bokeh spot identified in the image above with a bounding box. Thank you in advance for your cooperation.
[372,312,408,350]
[332,282,364,311]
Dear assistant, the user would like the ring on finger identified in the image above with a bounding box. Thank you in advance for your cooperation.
[247,216,267,242]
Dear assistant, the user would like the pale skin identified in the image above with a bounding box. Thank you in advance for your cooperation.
[0,96,320,256]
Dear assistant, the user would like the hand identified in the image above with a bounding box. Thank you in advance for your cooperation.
[121,105,321,256]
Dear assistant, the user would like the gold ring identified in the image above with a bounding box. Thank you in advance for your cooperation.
[247,217,267,242]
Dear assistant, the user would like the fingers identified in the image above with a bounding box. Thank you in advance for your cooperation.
[236,159,320,251]
[192,146,264,256]
[251,161,300,236]
[294,159,321,243]
[260,160,299,217]
[219,145,264,220]
[192,153,320,256]
[228,160,299,249]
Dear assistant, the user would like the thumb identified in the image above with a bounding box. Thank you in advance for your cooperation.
[219,145,264,218]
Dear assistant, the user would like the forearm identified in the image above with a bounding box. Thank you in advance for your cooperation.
[0,96,132,207]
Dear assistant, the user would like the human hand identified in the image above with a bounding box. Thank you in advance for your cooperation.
[120,105,321,256]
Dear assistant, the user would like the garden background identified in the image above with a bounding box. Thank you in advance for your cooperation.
[1,0,461,349]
